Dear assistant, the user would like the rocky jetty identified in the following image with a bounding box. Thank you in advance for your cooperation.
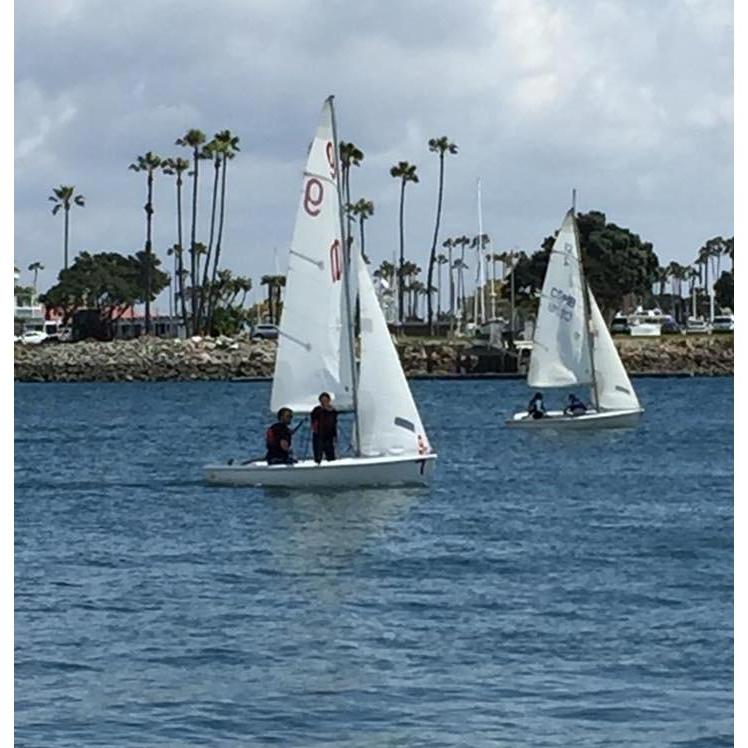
[13,333,733,382]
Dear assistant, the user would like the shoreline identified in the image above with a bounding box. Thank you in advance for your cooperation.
[14,334,734,383]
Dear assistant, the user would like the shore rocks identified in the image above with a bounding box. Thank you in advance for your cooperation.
[13,333,733,383]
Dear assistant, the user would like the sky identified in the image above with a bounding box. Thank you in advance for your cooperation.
[14,0,733,309]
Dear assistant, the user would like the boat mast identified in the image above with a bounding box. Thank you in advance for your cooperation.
[573,189,600,409]
[328,95,361,454]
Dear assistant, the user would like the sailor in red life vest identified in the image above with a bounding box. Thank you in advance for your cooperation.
[310,392,338,464]
[265,407,298,465]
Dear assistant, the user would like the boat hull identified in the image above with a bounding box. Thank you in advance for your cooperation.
[204,453,437,488]
[506,408,643,430]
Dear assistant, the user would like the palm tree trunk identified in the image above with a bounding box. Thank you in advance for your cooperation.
[175,177,188,332]
[206,154,230,334]
[144,169,154,334]
[448,247,454,317]
[189,146,200,333]
[345,169,352,259]
[398,180,406,325]
[197,157,221,333]
[64,207,70,270]
[426,154,445,333]
[437,263,442,319]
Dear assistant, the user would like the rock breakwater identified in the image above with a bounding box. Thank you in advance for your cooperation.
[13,334,732,382]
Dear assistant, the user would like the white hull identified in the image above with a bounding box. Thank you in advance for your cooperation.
[629,322,661,337]
[506,408,643,430]
[204,453,437,488]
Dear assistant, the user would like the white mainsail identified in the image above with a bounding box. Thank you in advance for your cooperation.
[356,250,431,458]
[588,291,640,410]
[270,99,354,413]
[528,210,593,388]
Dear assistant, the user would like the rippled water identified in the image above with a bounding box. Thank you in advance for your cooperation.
[15,377,733,747]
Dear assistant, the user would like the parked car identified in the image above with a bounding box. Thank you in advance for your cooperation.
[660,319,681,334]
[609,316,630,334]
[20,330,48,345]
[58,327,73,342]
[686,317,709,334]
[711,315,734,333]
[251,323,279,340]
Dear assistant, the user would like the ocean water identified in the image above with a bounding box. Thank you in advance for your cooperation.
[15,377,733,747]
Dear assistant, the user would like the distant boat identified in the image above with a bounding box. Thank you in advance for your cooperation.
[506,207,643,430]
[205,97,436,486]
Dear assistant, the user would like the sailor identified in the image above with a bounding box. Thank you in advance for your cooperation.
[527,392,546,419]
[265,407,298,465]
[564,394,587,416]
[310,391,338,464]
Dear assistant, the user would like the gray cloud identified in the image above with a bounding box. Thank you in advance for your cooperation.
[15,0,733,303]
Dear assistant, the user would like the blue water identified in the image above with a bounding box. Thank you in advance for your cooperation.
[15,378,733,747]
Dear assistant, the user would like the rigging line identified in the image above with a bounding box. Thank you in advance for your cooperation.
[277,329,312,351]
[289,249,324,269]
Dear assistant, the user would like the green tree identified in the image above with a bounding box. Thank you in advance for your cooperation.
[507,210,659,320]
[442,237,455,318]
[390,161,419,324]
[40,250,169,332]
[162,156,191,329]
[725,236,734,272]
[207,270,253,335]
[436,253,448,317]
[129,151,163,333]
[374,260,396,285]
[28,261,44,293]
[714,270,733,311]
[349,198,374,263]
[205,130,241,333]
[176,128,208,331]
[48,185,85,270]
[340,141,364,251]
[260,274,286,324]
[425,136,458,331]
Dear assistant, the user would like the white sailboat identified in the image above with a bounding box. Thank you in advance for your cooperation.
[506,207,643,430]
[204,97,436,486]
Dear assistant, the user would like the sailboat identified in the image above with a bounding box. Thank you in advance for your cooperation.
[506,207,643,430]
[204,97,436,486]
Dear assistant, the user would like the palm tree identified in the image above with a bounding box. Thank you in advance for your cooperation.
[374,260,396,286]
[455,235,471,312]
[390,161,419,324]
[176,129,208,331]
[162,156,191,329]
[28,261,44,294]
[725,236,734,272]
[349,198,374,263]
[471,233,490,324]
[667,261,687,321]
[340,142,364,251]
[129,151,163,334]
[452,257,469,321]
[261,274,286,323]
[425,137,458,331]
[442,237,455,319]
[655,265,669,299]
[436,254,448,318]
[191,130,242,333]
[48,185,85,270]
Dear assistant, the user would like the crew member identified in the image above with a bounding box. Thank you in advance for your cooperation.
[310,392,338,464]
[265,407,297,465]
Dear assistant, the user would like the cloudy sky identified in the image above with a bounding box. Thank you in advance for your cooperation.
[15,0,732,308]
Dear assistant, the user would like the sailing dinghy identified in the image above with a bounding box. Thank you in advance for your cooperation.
[204,97,436,486]
[506,208,643,430]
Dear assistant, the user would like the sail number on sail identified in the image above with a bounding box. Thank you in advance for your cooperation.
[548,287,576,322]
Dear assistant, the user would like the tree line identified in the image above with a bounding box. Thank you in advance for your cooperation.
[37,121,733,337]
